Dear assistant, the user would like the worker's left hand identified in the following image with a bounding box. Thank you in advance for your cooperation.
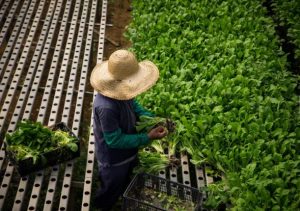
[147,126,168,140]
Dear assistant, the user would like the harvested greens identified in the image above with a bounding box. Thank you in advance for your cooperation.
[5,121,78,164]
[136,187,195,211]
[136,115,176,133]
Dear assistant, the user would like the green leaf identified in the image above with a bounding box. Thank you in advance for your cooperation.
[67,143,78,152]
[212,105,223,113]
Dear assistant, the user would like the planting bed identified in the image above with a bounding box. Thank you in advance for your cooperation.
[126,0,300,210]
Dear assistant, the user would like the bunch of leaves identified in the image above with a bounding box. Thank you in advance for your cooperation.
[136,115,175,133]
[271,0,300,59]
[135,148,180,174]
[5,120,78,164]
[126,0,300,209]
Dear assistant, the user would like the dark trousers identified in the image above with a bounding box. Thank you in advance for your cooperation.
[95,158,138,210]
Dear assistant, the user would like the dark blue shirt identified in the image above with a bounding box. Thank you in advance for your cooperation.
[93,93,151,165]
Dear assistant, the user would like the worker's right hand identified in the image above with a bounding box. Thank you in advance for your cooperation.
[147,126,168,140]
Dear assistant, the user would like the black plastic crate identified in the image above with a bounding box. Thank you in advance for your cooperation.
[123,173,203,211]
[4,122,80,176]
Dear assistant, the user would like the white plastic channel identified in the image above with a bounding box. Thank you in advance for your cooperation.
[81,0,106,210]
[42,0,82,209]
[57,0,92,209]
[181,153,191,187]
[169,152,178,183]
[169,150,178,195]
[195,166,206,189]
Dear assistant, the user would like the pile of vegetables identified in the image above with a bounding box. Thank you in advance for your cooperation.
[135,187,196,211]
[5,121,78,164]
[126,0,300,209]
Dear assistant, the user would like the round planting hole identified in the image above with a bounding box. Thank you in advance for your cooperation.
[184,181,190,185]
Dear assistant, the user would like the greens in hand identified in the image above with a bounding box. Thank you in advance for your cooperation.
[5,120,78,164]
[136,115,176,133]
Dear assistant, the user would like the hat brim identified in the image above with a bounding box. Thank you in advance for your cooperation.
[90,60,159,100]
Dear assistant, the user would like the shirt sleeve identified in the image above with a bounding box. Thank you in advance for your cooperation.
[133,99,154,117]
[96,107,150,149]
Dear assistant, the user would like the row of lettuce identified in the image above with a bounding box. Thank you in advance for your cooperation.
[126,0,299,210]
[272,0,300,60]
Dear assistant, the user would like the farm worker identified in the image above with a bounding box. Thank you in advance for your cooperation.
[90,49,167,210]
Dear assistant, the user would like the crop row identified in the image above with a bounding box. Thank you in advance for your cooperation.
[126,0,299,210]
[272,0,300,60]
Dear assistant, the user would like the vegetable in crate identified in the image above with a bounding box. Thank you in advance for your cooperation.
[5,120,78,164]
[136,115,176,133]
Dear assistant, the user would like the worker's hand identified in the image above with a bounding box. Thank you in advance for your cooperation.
[147,126,168,140]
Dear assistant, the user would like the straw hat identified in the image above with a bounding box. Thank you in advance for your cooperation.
[90,50,159,100]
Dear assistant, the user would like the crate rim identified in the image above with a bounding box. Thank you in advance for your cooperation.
[124,172,203,194]
[123,172,203,211]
